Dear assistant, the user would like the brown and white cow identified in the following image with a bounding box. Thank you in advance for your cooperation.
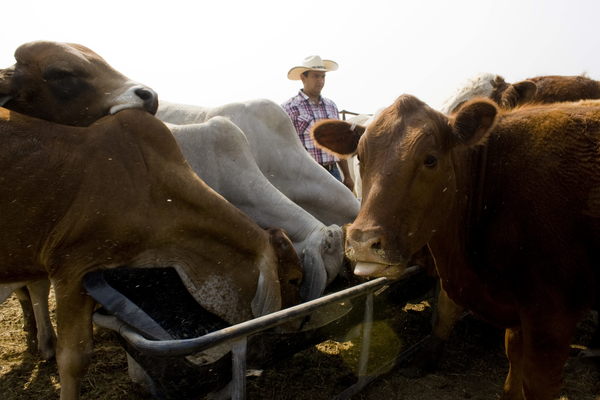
[166,118,345,301]
[0,40,160,360]
[1,107,302,400]
[441,73,600,114]
[312,95,600,399]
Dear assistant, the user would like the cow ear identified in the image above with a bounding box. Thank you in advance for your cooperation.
[311,119,364,159]
[0,66,15,106]
[450,99,498,147]
[500,80,537,109]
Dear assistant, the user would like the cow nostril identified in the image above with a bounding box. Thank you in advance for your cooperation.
[135,88,153,101]
[370,240,382,250]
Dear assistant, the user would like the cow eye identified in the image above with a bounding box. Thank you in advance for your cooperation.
[43,67,90,101]
[424,154,437,168]
[43,68,76,81]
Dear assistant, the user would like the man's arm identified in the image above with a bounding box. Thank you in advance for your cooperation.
[337,159,355,192]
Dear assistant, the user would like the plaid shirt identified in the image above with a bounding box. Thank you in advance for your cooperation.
[282,90,339,165]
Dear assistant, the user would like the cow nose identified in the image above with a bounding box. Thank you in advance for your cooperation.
[135,87,159,114]
[345,229,385,262]
[347,235,383,253]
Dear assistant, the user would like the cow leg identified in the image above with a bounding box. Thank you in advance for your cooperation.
[53,281,95,400]
[401,285,464,376]
[502,327,525,400]
[431,285,464,346]
[28,279,56,360]
[518,311,580,400]
[13,287,38,354]
[422,285,464,371]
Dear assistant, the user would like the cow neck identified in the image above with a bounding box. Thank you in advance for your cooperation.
[434,142,516,323]
[465,141,489,240]
[445,142,489,246]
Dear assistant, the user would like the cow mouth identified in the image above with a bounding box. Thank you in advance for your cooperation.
[109,103,153,115]
[353,261,409,279]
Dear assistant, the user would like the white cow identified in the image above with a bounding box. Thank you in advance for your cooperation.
[167,117,345,301]
[157,99,360,227]
[439,72,503,114]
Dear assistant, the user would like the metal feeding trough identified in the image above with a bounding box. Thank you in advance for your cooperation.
[84,266,428,400]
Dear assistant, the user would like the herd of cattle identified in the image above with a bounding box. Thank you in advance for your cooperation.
[0,40,598,400]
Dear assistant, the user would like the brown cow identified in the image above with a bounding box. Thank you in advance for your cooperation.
[0,40,158,126]
[0,107,302,400]
[0,40,160,360]
[312,96,600,399]
[422,73,600,372]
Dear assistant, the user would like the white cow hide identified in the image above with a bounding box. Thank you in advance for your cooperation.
[158,99,360,227]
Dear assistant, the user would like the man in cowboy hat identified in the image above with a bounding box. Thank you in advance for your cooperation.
[282,55,354,191]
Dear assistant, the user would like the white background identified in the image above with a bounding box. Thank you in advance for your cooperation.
[3,0,598,115]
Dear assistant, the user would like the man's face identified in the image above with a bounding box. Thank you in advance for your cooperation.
[301,71,326,97]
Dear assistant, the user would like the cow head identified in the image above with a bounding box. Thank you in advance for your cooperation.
[297,224,344,301]
[0,41,158,126]
[488,76,537,110]
[313,95,498,279]
[440,73,537,115]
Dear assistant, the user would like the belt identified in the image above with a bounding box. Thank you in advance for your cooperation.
[321,162,336,171]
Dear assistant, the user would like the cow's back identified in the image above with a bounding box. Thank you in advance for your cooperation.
[528,75,600,104]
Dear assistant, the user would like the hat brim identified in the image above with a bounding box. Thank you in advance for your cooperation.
[287,60,339,80]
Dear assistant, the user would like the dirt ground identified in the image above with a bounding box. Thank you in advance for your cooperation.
[1,278,599,400]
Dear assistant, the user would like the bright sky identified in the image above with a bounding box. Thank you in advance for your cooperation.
[3,0,599,115]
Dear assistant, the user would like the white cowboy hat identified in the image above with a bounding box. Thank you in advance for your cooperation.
[287,55,339,80]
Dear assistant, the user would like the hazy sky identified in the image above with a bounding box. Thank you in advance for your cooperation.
[3,0,598,115]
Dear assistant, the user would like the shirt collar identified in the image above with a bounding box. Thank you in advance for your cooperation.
[299,89,322,105]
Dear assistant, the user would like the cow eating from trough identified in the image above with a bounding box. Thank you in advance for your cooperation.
[167,118,345,301]
[0,40,348,361]
[311,95,600,399]
[0,40,161,361]
[0,107,303,400]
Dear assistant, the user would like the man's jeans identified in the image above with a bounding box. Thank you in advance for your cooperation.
[322,162,342,181]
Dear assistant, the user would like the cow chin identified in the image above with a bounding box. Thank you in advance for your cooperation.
[353,261,408,279]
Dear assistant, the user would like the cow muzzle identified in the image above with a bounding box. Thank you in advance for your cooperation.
[109,85,159,115]
[345,228,410,279]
